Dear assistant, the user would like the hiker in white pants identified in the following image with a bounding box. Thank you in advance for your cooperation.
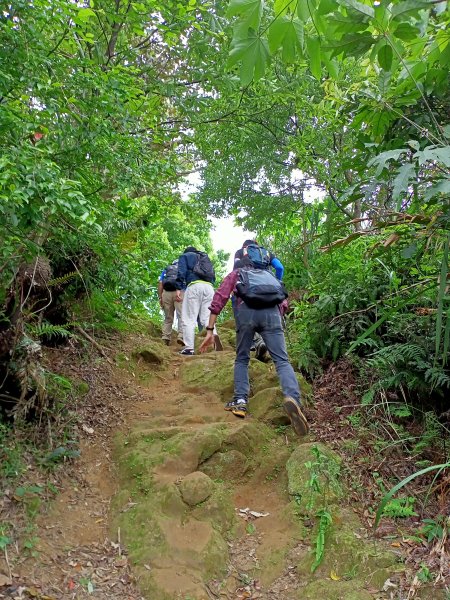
[180,282,214,351]
[175,246,215,355]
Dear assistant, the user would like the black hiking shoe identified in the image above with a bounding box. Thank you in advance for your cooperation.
[283,397,309,437]
[178,348,194,356]
[224,399,247,418]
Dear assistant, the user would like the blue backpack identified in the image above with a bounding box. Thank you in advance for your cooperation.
[242,244,271,269]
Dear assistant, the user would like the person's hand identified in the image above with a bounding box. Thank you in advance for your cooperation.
[175,290,182,302]
[199,331,214,353]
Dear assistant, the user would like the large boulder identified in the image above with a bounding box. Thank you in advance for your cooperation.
[248,386,290,427]
[201,449,249,481]
[132,339,171,366]
[180,352,267,400]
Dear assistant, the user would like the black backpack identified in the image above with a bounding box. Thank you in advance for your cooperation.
[192,251,215,282]
[236,267,287,309]
[162,261,178,291]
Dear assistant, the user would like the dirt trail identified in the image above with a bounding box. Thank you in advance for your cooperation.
[0,333,412,600]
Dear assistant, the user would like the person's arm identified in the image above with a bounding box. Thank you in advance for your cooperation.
[175,255,187,300]
[199,313,218,352]
[199,270,238,352]
[271,257,284,281]
[157,280,164,307]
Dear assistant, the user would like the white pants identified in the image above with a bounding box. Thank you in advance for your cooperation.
[182,281,214,350]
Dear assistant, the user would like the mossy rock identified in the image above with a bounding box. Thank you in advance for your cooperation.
[222,421,272,457]
[178,471,215,506]
[296,507,400,590]
[298,579,374,600]
[248,387,290,427]
[179,352,267,400]
[191,481,236,536]
[252,368,313,403]
[286,442,343,514]
[217,319,236,330]
[132,339,171,366]
[201,449,249,481]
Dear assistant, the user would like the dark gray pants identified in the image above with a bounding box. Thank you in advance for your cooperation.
[233,303,301,403]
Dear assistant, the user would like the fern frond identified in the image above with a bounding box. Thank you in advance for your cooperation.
[27,323,72,339]
[48,271,79,287]
[424,367,450,390]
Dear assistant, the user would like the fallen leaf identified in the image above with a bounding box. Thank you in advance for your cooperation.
[82,424,94,435]
[330,570,341,580]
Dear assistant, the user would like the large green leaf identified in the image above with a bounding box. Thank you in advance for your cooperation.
[377,41,393,70]
[324,32,374,58]
[338,0,374,19]
[306,36,321,79]
[268,16,304,62]
[391,0,433,19]
[393,21,419,41]
[392,163,415,208]
[228,31,270,84]
[227,0,264,28]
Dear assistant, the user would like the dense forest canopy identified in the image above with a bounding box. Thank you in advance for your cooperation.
[0,0,449,415]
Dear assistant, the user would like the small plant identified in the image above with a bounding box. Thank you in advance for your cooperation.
[382,496,418,519]
[420,516,449,543]
[311,509,332,573]
[417,563,433,583]
[303,446,341,572]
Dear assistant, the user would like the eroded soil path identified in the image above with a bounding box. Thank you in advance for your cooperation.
[0,330,440,600]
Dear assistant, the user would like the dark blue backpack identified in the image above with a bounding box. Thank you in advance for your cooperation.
[162,261,178,291]
[192,251,215,282]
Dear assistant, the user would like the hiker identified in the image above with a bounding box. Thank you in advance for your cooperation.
[234,239,284,280]
[175,246,216,356]
[199,244,309,437]
[158,260,184,346]
[234,240,285,361]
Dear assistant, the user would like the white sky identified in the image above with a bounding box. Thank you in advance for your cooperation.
[211,217,255,272]
[179,172,255,272]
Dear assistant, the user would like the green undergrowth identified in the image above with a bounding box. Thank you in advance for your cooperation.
[0,371,84,563]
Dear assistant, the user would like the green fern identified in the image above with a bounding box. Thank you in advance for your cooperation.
[48,271,79,287]
[382,496,418,519]
[27,322,72,340]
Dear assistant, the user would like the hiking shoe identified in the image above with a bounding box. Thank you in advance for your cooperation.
[178,348,194,356]
[163,339,170,346]
[255,341,267,361]
[283,397,309,437]
[224,399,247,418]
[176,338,184,346]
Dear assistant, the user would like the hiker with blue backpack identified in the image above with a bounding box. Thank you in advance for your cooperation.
[158,259,184,346]
[199,243,309,437]
[175,246,216,356]
[234,240,285,361]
